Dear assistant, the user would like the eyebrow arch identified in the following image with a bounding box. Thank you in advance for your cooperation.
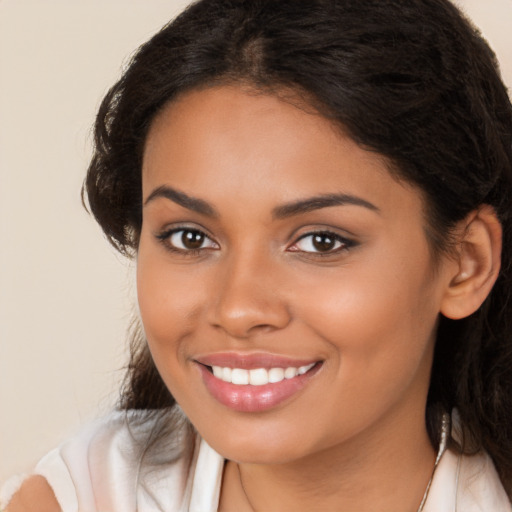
[144,185,379,219]
[272,193,380,219]
[144,185,218,217]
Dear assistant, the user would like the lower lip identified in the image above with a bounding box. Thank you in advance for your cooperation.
[197,363,321,413]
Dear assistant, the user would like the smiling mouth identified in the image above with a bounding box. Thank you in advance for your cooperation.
[205,363,317,385]
[197,361,322,412]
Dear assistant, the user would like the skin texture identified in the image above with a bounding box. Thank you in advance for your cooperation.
[5,476,60,512]
[137,85,467,511]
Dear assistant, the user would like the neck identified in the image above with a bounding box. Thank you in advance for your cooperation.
[219,408,436,512]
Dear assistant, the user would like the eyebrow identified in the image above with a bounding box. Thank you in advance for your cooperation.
[144,185,379,219]
[144,185,218,217]
[272,193,380,219]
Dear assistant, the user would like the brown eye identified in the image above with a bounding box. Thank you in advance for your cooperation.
[291,231,352,254]
[182,230,205,249]
[164,228,218,252]
[312,234,336,252]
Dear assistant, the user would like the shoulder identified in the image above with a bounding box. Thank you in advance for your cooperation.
[2,409,197,512]
[456,449,512,511]
[426,447,512,512]
[424,410,512,512]
[4,475,60,512]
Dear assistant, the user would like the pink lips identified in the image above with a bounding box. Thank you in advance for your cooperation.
[195,353,321,413]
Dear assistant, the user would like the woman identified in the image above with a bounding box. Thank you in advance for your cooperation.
[3,0,512,510]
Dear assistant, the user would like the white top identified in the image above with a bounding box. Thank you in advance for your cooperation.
[1,410,511,512]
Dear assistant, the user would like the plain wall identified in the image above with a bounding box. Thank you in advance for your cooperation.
[0,0,511,482]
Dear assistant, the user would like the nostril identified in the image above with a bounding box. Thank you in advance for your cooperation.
[207,273,292,337]
[209,300,292,338]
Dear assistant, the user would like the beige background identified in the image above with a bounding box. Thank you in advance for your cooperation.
[0,0,511,482]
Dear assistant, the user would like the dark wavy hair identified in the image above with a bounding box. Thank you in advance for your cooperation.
[83,0,512,491]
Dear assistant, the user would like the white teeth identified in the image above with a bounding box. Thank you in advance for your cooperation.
[298,363,315,375]
[231,368,249,385]
[284,367,297,379]
[268,367,285,383]
[249,368,268,386]
[210,363,316,386]
[222,367,232,383]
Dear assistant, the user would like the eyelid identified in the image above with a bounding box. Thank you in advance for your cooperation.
[287,229,356,255]
[153,223,356,257]
[155,224,220,254]
[155,221,216,240]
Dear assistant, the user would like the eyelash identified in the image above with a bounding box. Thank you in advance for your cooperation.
[289,231,355,256]
[156,227,218,256]
[155,227,355,257]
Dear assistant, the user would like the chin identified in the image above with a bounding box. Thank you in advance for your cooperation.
[195,416,321,465]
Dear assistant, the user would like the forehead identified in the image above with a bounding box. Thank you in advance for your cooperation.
[142,85,422,220]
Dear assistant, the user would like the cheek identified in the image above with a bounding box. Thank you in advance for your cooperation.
[301,256,432,335]
[291,269,437,447]
[136,253,207,407]
[298,247,439,385]
[136,246,204,363]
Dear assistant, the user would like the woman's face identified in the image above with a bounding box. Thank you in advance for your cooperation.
[137,85,455,464]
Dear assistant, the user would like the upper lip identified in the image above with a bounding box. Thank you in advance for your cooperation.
[194,352,321,369]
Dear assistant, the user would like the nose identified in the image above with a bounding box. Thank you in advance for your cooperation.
[207,252,291,339]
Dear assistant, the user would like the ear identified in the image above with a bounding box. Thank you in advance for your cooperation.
[441,205,502,320]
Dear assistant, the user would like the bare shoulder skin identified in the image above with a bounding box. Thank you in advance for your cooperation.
[5,475,61,512]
